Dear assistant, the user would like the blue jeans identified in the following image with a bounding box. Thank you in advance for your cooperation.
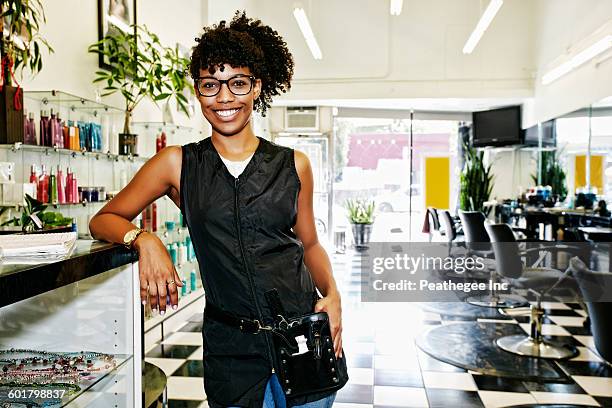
[229,374,337,408]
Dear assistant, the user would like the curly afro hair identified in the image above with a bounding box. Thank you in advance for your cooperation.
[190,11,294,116]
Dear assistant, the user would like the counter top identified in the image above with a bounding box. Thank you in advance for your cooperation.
[0,239,138,307]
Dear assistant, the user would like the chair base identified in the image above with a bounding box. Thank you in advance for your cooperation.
[466,295,527,309]
[496,335,578,360]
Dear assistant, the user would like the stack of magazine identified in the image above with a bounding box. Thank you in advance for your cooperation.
[0,232,77,264]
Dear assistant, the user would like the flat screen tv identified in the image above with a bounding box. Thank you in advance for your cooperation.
[524,119,556,147]
[472,106,522,147]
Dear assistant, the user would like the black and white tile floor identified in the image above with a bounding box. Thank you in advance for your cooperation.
[145,250,612,408]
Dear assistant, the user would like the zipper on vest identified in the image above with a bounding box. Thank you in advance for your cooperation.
[234,177,276,374]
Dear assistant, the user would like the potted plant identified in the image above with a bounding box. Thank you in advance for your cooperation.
[345,198,375,250]
[0,0,53,144]
[532,150,567,201]
[459,140,494,214]
[88,24,192,155]
[1,194,72,232]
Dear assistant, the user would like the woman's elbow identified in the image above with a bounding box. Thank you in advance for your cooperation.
[89,214,102,240]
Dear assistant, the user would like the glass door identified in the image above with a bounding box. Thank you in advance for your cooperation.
[274,134,332,241]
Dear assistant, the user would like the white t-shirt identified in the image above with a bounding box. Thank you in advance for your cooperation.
[219,153,254,178]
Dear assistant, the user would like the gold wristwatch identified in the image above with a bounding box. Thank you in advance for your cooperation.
[123,228,145,249]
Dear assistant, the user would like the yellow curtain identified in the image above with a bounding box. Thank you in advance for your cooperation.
[574,154,604,193]
[425,157,450,208]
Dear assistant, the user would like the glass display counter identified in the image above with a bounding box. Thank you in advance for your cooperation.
[0,240,142,407]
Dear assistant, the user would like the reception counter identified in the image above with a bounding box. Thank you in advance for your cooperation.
[0,240,143,408]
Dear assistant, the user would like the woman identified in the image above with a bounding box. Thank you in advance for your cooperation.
[89,12,344,408]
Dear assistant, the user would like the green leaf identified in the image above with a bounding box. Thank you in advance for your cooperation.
[154,93,171,101]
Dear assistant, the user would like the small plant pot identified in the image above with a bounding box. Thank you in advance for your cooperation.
[119,133,138,156]
[351,223,372,251]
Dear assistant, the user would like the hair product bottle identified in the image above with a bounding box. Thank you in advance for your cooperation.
[65,168,73,203]
[49,109,58,147]
[72,172,78,203]
[55,113,64,148]
[40,111,50,147]
[38,165,49,203]
[29,165,37,184]
[48,167,57,204]
[28,112,37,145]
[57,165,65,204]
[23,112,31,144]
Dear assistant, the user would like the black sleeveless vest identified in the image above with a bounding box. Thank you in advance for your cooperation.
[180,136,334,407]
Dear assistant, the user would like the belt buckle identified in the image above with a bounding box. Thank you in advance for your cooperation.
[239,318,263,334]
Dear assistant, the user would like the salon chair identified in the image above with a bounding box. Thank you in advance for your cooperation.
[486,223,580,359]
[426,207,443,242]
[439,210,457,243]
[567,257,612,363]
[459,211,526,308]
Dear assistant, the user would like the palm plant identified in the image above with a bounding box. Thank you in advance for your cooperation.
[532,150,567,200]
[88,25,192,135]
[0,0,53,85]
[459,141,494,213]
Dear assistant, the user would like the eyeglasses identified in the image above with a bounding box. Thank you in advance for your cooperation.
[195,74,256,97]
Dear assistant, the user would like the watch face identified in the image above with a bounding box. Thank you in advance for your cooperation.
[124,229,139,245]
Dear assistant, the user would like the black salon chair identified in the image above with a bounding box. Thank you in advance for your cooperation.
[459,211,526,308]
[486,223,579,359]
[426,207,444,242]
[458,210,490,253]
[567,257,612,363]
[439,210,457,243]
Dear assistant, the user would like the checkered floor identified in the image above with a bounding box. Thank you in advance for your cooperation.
[145,250,612,408]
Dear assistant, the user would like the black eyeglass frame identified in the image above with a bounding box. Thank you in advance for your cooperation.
[195,74,257,97]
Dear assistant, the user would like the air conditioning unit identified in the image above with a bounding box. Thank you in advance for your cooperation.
[284,106,319,131]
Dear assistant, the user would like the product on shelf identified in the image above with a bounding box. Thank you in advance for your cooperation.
[190,269,197,292]
[37,164,49,203]
[48,167,57,204]
[57,165,65,204]
[167,243,177,264]
[29,165,37,184]
[40,110,50,147]
[23,111,37,145]
[0,348,117,393]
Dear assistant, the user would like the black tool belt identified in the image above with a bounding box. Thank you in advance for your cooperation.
[204,301,274,334]
[203,290,349,398]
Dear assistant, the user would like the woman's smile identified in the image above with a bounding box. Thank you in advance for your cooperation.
[213,107,243,120]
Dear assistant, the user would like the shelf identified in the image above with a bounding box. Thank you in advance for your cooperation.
[132,122,202,134]
[24,90,123,115]
[62,354,132,407]
[0,200,110,209]
[0,142,151,162]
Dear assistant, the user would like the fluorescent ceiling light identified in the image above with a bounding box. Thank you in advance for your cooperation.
[390,0,403,16]
[462,0,503,54]
[293,7,323,60]
[107,14,131,33]
[542,35,612,85]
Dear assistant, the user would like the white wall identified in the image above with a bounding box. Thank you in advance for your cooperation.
[21,0,208,138]
[531,0,612,123]
[487,148,537,200]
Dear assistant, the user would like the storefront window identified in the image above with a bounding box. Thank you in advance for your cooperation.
[333,116,464,241]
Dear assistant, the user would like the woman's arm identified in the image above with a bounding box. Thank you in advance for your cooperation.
[292,150,343,359]
[89,146,183,314]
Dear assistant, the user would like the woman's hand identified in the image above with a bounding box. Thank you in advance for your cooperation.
[314,290,343,359]
[134,232,183,314]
